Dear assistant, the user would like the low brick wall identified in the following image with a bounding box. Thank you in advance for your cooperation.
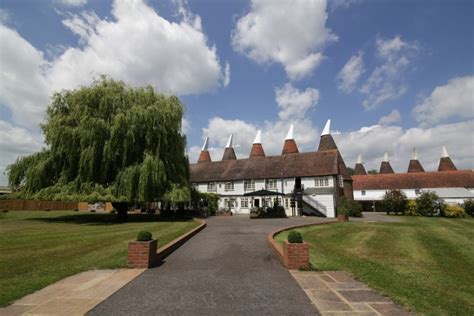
[283,241,310,270]
[128,240,158,269]
[267,220,338,270]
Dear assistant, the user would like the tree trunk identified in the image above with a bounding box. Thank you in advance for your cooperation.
[112,202,129,221]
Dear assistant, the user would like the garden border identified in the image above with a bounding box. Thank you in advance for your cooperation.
[267,220,338,269]
[155,218,207,262]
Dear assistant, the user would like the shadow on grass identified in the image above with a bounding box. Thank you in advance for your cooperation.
[27,213,194,226]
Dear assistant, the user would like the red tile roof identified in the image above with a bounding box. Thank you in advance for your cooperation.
[249,143,265,158]
[222,147,237,160]
[352,170,474,190]
[190,149,347,182]
[317,134,338,151]
[354,163,367,176]
[407,159,425,173]
[438,157,457,171]
[197,150,211,163]
[281,139,299,155]
[379,161,394,174]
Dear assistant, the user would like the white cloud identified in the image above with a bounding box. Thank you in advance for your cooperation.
[337,51,365,93]
[223,62,231,87]
[0,0,226,129]
[329,0,361,10]
[231,0,337,80]
[360,35,418,110]
[54,0,87,7]
[188,84,320,163]
[334,120,474,172]
[276,83,319,120]
[48,0,224,95]
[378,109,401,125]
[0,25,50,126]
[413,76,474,126]
[0,9,10,24]
[0,121,44,185]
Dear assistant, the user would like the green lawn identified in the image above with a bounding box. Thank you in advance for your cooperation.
[276,217,474,315]
[0,211,199,306]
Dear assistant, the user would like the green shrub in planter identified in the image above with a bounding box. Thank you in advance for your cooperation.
[288,231,303,243]
[443,205,466,218]
[136,230,153,241]
[462,199,474,216]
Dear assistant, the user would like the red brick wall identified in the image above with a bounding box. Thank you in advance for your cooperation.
[128,240,157,268]
[283,241,310,270]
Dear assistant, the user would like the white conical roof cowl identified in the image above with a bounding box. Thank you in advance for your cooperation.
[285,124,294,140]
[201,137,209,151]
[441,146,449,158]
[383,152,389,162]
[321,119,331,136]
[411,148,418,160]
[225,134,233,148]
[357,153,363,164]
[253,130,262,144]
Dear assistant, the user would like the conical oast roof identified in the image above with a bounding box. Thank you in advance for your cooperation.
[353,154,367,175]
[318,119,338,151]
[407,148,424,172]
[222,134,237,161]
[379,152,394,174]
[438,146,457,171]
[197,137,211,163]
[282,124,299,155]
[249,130,265,158]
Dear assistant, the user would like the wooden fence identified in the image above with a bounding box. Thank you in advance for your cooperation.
[0,200,112,211]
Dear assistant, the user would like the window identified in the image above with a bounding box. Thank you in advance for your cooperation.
[207,182,216,192]
[225,181,234,191]
[415,189,421,195]
[241,198,249,208]
[244,180,255,191]
[324,178,329,186]
[265,179,277,190]
[192,183,198,189]
[361,190,366,196]
[338,175,344,188]
[315,177,329,187]
[284,198,289,208]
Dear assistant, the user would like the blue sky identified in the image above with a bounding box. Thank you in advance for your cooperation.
[0,0,473,185]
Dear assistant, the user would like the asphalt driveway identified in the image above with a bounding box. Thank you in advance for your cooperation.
[89,216,331,315]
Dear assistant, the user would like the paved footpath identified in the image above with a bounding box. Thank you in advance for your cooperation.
[90,216,331,316]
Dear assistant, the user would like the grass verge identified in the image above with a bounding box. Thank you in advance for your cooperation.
[275,217,474,315]
[0,211,199,306]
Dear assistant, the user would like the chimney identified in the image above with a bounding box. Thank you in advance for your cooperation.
[197,137,211,163]
[282,124,299,155]
[249,130,265,158]
[222,134,237,161]
[407,148,425,173]
[317,119,338,151]
[354,153,367,175]
[379,152,395,174]
[438,146,457,171]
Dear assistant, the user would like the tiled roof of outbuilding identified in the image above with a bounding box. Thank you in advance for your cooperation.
[190,149,349,182]
[352,170,474,190]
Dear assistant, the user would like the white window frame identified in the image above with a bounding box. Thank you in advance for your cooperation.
[338,175,344,188]
[207,182,216,192]
[244,180,255,191]
[225,181,234,191]
[361,190,366,196]
[265,179,277,190]
[241,197,249,208]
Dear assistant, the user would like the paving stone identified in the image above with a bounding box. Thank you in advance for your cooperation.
[325,271,354,283]
[26,297,102,316]
[0,304,31,316]
[338,290,391,303]
[312,299,353,312]
[352,302,375,311]
[293,274,330,290]
[319,274,337,283]
[370,303,411,315]
[306,289,342,302]
[321,312,378,316]
[328,281,369,290]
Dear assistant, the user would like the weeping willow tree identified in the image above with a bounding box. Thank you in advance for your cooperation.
[7,78,189,220]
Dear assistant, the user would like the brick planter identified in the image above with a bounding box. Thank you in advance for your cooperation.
[128,239,157,268]
[283,240,310,270]
[337,214,349,222]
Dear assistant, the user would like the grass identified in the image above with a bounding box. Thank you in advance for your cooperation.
[0,211,199,306]
[275,217,474,315]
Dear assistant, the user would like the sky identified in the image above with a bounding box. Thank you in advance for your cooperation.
[0,0,473,185]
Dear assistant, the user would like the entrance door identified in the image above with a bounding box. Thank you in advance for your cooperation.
[254,199,260,208]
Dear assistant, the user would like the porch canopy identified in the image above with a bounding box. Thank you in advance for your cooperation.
[243,189,284,197]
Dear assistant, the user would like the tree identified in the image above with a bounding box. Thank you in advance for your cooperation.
[346,167,355,176]
[7,78,189,220]
[367,169,378,175]
[416,191,442,217]
[382,189,407,215]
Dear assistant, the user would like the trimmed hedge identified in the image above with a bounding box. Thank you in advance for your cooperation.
[288,231,303,243]
[136,230,153,241]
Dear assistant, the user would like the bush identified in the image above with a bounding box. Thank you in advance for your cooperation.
[462,199,474,216]
[136,230,153,241]
[406,200,418,216]
[416,191,441,217]
[288,231,303,243]
[383,190,407,215]
[443,204,466,218]
[337,196,362,217]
